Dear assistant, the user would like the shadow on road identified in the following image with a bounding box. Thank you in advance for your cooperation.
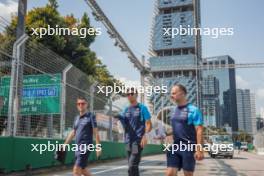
[208,159,238,176]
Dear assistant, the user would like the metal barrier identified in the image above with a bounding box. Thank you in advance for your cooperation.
[0,136,163,173]
[0,33,125,142]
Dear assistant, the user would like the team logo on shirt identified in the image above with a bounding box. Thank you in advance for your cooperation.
[133,108,140,117]
[174,108,188,121]
[80,116,90,125]
[125,108,140,118]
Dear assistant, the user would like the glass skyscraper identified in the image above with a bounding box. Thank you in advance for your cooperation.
[202,55,238,131]
[202,75,220,127]
[149,0,202,114]
[236,89,257,134]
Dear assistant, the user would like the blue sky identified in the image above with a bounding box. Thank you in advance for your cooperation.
[1,0,264,113]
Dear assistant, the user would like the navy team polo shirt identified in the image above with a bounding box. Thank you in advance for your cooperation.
[119,103,151,144]
[170,103,203,144]
[73,112,97,145]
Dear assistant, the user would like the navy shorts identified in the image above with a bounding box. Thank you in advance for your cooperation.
[167,149,196,172]
[75,151,90,169]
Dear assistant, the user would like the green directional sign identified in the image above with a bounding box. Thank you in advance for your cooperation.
[0,74,61,116]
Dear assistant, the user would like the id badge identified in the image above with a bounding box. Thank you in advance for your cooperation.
[131,143,139,154]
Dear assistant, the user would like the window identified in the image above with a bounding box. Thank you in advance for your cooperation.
[183,71,189,77]
[180,16,186,24]
[164,9,171,14]
[157,51,163,56]
[163,0,172,5]
[190,48,195,54]
[172,7,181,13]
[165,72,172,78]
[164,50,172,56]
[158,72,163,78]
[182,7,187,12]
[215,61,219,65]
[174,71,181,76]
[183,49,188,55]
[173,49,181,55]
[221,60,226,65]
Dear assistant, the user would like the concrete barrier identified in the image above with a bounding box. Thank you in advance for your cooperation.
[0,137,162,173]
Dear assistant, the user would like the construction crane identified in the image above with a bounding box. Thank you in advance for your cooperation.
[84,0,150,103]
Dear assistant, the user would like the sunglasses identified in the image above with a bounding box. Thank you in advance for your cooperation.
[126,93,135,96]
[77,102,86,106]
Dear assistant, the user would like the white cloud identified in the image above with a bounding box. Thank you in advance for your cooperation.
[256,89,264,100]
[116,76,141,87]
[261,71,264,78]
[236,75,249,89]
[0,0,18,21]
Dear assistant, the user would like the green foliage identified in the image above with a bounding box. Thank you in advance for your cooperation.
[0,0,115,85]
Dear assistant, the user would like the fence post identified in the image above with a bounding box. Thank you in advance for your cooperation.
[7,34,28,136]
[89,81,98,113]
[108,97,113,141]
[140,55,145,104]
[60,64,73,138]
[47,115,53,138]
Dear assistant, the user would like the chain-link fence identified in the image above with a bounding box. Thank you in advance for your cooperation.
[0,29,126,142]
[0,15,165,146]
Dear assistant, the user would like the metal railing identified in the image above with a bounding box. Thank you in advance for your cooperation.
[0,31,125,142]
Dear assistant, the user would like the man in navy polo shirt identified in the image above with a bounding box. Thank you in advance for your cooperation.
[117,88,152,176]
[64,97,101,176]
[166,84,204,176]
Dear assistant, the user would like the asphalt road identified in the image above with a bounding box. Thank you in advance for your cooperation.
[40,151,264,176]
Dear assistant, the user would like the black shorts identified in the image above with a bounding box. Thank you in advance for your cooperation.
[167,150,196,172]
[75,151,90,169]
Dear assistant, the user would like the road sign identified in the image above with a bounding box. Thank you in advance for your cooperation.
[0,74,61,116]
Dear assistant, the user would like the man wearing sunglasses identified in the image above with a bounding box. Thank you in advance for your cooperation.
[166,84,204,176]
[64,97,101,176]
[116,87,152,176]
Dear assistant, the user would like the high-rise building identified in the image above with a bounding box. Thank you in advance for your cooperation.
[202,55,238,131]
[250,93,257,134]
[236,89,257,134]
[202,75,220,127]
[149,0,202,114]
[256,115,264,130]
[260,107,264,119]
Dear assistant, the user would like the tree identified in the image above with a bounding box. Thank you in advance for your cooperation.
[48,0,59,9]
[0,0,116,85]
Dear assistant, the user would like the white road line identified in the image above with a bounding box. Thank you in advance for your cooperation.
[51,155,164,175]
[92,160,160,174]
